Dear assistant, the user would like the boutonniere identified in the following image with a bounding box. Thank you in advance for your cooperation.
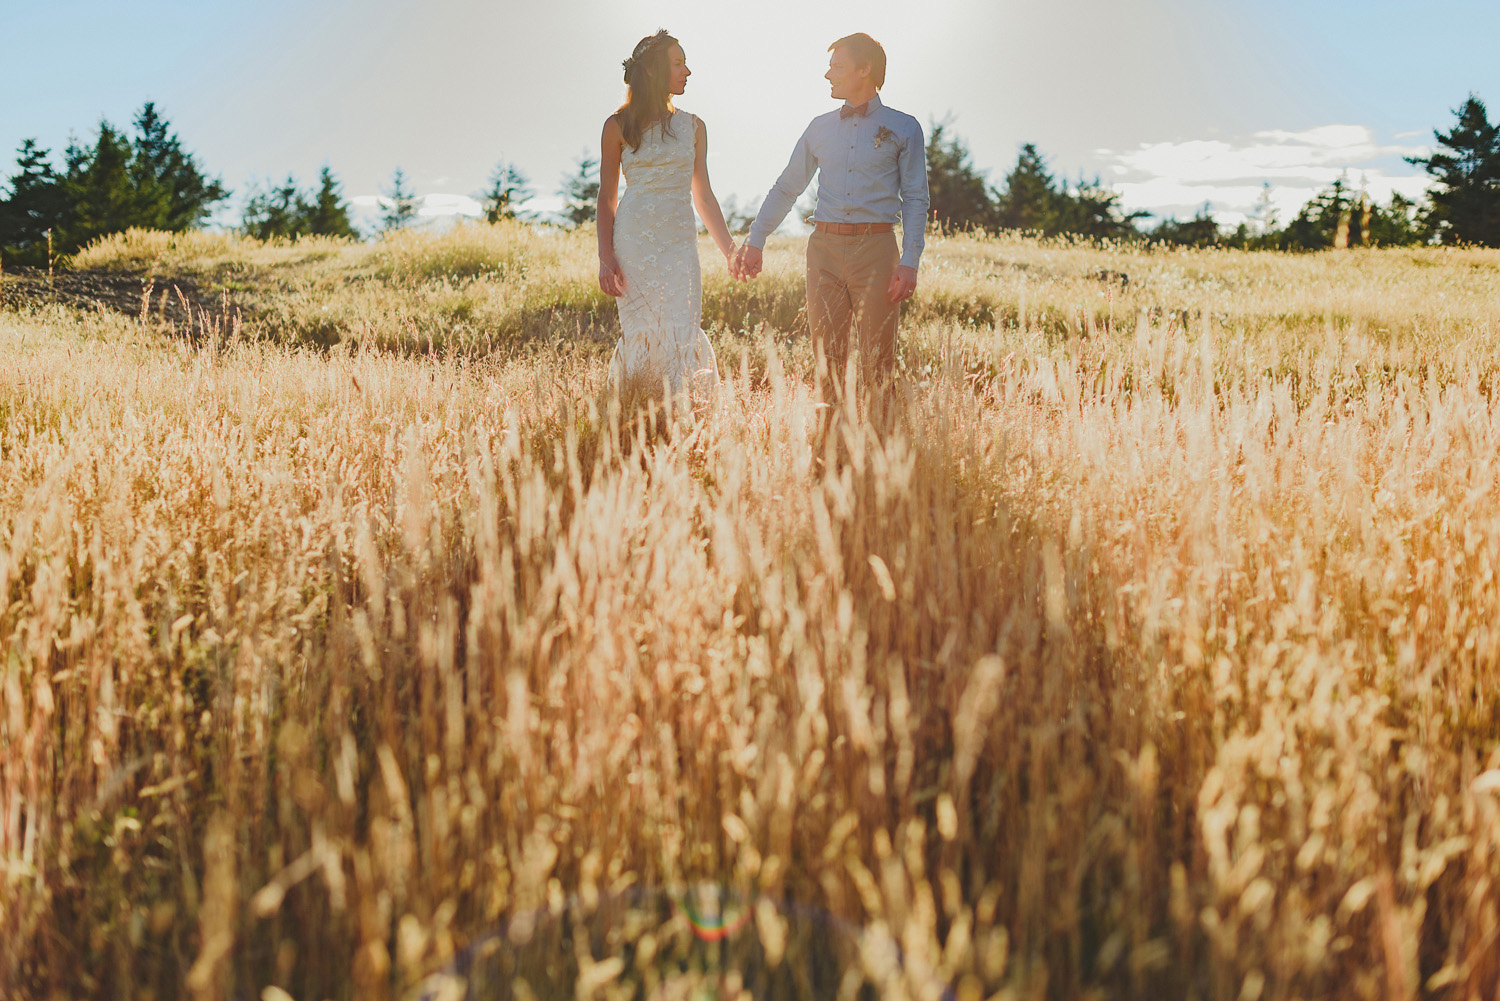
[874,125,897,148]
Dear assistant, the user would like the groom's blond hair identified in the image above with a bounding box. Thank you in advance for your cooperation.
[829,33,886,90]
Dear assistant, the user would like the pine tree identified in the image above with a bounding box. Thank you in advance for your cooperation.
[993,144,1057,233]
[380,168,420,232]
[241,168,355,241]
[61,122,142,251]
[925,121,995,231]
[479,160,532,223]
[1279,176,1354,250]
[1053,175,1146,241]
[129,102,228,231]
[557,155,599,228]
[1408,94,1500,246]
[1249,182,1278,237]
[1150,205,1222,247]
[1,104,227,259]
[1367,191,1431,246]
[0,139,68,262]
[242,175,312,240]
[308,167,356,238]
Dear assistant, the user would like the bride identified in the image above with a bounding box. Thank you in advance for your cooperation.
[596,30,736,396]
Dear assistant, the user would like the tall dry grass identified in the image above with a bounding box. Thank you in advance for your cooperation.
[3,227,1500,1000]
[69,223,1500,354]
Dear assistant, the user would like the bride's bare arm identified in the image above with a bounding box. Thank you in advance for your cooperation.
[597,116,626,297]
[690,117,737,264]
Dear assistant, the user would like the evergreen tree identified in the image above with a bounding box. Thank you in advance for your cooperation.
[1366,191,1431,246]
[241,168,355,241]
[242,175,313,240]
[0,139,67,262]
[1150,205,1222,246]
[479,159,532,223]
[1053,174,1146,240]
[925,121,995,231]
[380,167,420,232]
[1408,94,1500,246]
[1223,221,1255,249]
[60,122,143,251]
[558,155,599,228]
[988,145,1141,240]
[993,144,1057,233]
[308,166,356,237]
[0,104,227,260]
[129,102,227,231]
[1277,176,1356,250]
[1248,182,1278,238]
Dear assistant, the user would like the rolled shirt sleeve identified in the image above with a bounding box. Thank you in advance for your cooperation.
[747,127,816,250]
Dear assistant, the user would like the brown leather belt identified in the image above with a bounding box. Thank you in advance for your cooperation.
[814,221,894,235]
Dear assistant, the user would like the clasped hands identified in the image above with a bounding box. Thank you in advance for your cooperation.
[604,245,917,305]
[726,244,916,304]
[728,243,763,282]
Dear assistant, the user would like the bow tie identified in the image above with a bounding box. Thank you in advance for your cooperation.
[840,102,870,120]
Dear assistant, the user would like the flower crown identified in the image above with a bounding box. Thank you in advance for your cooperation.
[622,29,672,83]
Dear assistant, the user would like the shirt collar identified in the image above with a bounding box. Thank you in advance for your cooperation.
[841,94,884,116]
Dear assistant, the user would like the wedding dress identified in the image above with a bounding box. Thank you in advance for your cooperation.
[609,109,720,394]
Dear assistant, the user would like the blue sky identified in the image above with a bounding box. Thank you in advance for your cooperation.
[3,0,1497,229]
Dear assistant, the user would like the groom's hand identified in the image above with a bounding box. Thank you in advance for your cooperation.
[736,244,764,280]
[886,265,917,304]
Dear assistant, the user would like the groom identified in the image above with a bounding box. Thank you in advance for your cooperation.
[735,33,928,389]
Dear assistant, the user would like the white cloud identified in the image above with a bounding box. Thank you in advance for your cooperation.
[524,195,564,218]
[418,193,483,218]
[1096,124,1433,223]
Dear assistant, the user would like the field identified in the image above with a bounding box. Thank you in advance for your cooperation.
[3,222,1500,1001]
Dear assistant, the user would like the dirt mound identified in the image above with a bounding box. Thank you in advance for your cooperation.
[0,266,233,326]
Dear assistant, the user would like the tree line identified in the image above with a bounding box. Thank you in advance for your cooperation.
[3,96,1498,267]
[529,95,1500,251]
[0,104,232,266]
[0,101,559,265]
[922,95,1500,250]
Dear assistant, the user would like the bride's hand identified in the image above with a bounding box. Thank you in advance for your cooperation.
[598,255,627,297]
[735,244,763,281]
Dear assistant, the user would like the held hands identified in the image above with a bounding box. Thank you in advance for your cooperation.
[732,243,763,282]
[886,265,917,305]
[598,253,627,297]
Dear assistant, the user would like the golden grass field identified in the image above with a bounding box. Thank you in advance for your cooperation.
[3,222,1500,1000]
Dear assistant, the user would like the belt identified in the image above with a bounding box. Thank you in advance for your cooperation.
[814,222,894,235]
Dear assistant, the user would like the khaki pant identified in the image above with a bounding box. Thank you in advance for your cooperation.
[806,230,900,390]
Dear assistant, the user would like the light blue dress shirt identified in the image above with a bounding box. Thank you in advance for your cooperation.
[747,95,929,269]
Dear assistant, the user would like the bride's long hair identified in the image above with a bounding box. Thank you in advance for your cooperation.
[618,29,678,152]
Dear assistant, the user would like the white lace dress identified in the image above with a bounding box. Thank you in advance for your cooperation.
[609,109,720,395]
